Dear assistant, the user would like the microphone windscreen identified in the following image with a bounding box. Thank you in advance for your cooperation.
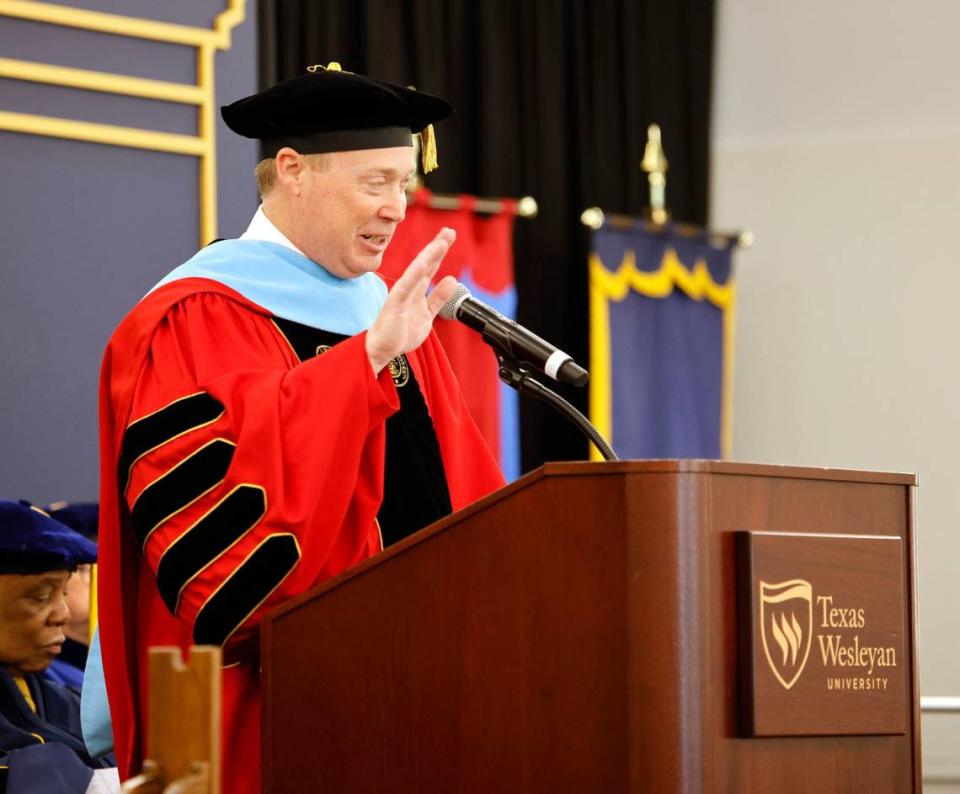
[438,283,470,320]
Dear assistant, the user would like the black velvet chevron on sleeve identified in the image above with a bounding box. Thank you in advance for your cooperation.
[129,439,235,549]
[192,533,301,646]
[118,392,224,494]
[155,485,267,615]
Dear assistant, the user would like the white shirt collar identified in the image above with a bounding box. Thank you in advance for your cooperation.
[239,206,306,257]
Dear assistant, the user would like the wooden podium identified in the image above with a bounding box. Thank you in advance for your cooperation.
[260,461,921,793]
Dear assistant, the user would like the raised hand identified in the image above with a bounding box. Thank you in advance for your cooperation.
[365,227,459,374]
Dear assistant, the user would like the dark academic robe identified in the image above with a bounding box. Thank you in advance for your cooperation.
[97,240,504,794]
[0,669,113,793]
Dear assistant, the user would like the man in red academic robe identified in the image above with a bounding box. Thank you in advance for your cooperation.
[97,64,504,793]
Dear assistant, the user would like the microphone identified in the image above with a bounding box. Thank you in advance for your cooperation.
[438,284,589,387]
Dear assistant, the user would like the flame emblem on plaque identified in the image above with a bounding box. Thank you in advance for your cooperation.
[759,579,813,690]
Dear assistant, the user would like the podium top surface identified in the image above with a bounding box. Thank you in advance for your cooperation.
[540,459,917,485]
[262,460,916,624]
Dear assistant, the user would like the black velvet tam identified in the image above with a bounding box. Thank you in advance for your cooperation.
[221,66,453,157]
[0,500,97,574]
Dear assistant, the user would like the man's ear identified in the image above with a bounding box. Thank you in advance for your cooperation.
[274,147,305,196]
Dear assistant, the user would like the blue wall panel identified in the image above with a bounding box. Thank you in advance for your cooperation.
[0,1,259,502]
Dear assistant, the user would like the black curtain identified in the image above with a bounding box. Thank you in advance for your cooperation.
[258,0,716,472]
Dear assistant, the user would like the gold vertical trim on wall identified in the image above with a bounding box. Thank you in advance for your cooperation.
[197,42,218,246]
[0,0,247,245]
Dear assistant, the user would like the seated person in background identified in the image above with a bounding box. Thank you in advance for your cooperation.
[44,503,100,687]
[0,500,117,793]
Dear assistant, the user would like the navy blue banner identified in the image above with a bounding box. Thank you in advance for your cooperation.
[589,223,735,460]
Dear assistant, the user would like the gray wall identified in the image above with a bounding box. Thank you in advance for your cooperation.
[712,0,960,787]
[0,1,258,504]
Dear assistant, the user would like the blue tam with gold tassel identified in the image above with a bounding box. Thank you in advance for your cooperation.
[0,500,97,574]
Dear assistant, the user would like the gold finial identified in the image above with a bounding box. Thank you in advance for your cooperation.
[641,124,669,225]
[641,124,668,174]
[580,207,605,229]
[307,62,344,73]
[517,196,539,218]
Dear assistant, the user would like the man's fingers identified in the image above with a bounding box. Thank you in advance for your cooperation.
[410,228,455,284]
[427,275,459,317]
[390,228,456,304]
[368,229,458,369]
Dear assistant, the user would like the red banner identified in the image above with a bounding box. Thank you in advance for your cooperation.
[380,189,519,478]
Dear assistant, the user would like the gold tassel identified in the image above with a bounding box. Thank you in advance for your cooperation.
[420,124,438,173]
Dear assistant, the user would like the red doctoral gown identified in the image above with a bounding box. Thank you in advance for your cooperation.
[97,276,504,792]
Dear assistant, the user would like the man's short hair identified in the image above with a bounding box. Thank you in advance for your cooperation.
[255,152,331,198]
[254,158,276,197]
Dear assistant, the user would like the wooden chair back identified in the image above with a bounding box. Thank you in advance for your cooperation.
[121,646,220,794]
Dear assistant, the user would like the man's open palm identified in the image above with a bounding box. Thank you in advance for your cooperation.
[366,227,458,374]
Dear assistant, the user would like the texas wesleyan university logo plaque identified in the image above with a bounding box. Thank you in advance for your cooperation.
[737,531,908,736]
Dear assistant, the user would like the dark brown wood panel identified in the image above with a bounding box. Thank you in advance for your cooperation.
[264,473,633,793]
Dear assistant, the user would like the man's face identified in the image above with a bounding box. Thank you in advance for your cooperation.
[290,147,416,279]
[0,570,70,675]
